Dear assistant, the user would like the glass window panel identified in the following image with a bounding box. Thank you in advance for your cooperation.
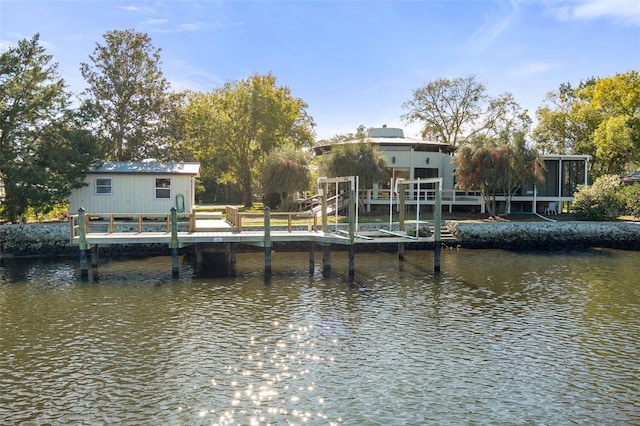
[95,178,112,194]
[155,178,171,199]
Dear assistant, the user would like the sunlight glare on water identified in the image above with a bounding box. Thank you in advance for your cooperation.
[0,248,638,424]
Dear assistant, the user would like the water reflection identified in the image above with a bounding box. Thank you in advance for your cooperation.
[0,249,638,424]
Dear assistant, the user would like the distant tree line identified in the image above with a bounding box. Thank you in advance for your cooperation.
[1,29,637,222]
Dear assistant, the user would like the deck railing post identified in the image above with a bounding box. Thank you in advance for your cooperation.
[170,207,179,278]
[78,208,89,280]
[264,206,272,280]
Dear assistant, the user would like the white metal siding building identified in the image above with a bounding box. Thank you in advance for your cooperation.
[314,127,590,214]
[68,162,200,214]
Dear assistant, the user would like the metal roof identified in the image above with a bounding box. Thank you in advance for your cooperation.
[313,126,456,155]
[89,161,200,175]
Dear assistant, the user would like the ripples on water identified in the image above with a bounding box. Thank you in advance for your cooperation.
[0,249,639,425]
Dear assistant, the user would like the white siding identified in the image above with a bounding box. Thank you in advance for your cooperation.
[69,173,195,214]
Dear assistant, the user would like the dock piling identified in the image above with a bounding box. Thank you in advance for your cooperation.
[309,242,315,276]
[78,208,89,280]
[322,243,331,278]
[264,206,272,279]
[170,207,179,278]
[434,183,442,273]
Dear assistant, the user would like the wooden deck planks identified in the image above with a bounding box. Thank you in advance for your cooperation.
[71,228,444,248]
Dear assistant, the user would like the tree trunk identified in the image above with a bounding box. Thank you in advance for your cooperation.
[243,184,252,208]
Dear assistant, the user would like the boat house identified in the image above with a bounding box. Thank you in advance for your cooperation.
[313,126,590,214]
[68,161,200,215]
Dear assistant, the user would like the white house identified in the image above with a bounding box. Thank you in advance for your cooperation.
[313,126,590,214]
[68,161,200,215]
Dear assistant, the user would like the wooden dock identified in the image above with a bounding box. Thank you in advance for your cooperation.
[70,179,451,279]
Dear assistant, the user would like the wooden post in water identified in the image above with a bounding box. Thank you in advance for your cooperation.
[91,246,99,268]
[229,242,237,277]
[308,242,315,276]
[398,183,406,260]
[78,208,89,280]
[264,206,272,279]
[195,243,203,275]
[170,207,179,278]
[434,180,442,273]
[348,178,356,278]
[322,243,331,278]
[90,245,99,279]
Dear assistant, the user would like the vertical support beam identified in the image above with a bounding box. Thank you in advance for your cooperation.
[398,183,406,231]
[78,208,89,280]
[91,245,99,280]
[195,243,203,275]
[170,207,179,278]
[90,245,98,267]
[264,206,272,279]
[229,242,237,277]
[322,243,331,278]
[398,183,406,260]
[348,246,355,278]
[558,158,563,211]
[434,180,442,273]
[321,181,328,233]
[308,242,315,276]
[348,178,356,278]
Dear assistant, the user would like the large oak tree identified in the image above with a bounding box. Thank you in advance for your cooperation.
[402,76,531,147]
[183,73,315,207]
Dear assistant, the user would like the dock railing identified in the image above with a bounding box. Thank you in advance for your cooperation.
[225,206,317,233]
[69,211,192,240]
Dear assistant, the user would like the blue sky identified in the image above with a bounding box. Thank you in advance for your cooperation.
[1,0,639,140]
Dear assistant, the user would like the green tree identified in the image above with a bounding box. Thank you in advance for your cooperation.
[263,145,311,210]
[316,124,367,145]
[589,71,640,175]
[318,141,387,188]
[533,83,580,154]
[0,34,101,222]
[80,29,173,161]
[182,73,315,207]
[533,72,640,177]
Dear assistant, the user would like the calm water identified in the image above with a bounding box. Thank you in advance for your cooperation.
[1,248,639,425]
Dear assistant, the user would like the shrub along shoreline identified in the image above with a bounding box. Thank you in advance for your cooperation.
[1,220,639,258]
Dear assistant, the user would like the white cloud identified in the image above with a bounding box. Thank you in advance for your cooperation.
[121,5,155,14]
[147,20,225,34]
[143,18,169,26]
[548,0,640,26]
[466,0,523,52]
[512,60,556,76]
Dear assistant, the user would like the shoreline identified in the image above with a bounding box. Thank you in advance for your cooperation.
[1,221,639,258]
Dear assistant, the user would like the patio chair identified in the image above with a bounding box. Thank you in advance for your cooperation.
[544,202,558,215]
